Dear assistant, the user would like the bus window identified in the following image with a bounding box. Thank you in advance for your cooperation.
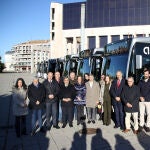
[105,54,128,79]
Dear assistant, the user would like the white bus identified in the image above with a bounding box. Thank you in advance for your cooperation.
[101,37,150,83]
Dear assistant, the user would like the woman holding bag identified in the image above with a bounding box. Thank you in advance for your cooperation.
[12,78,28,137]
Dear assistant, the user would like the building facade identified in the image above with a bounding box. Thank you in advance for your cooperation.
[4,51,15,71]
[50,0,150,58]
[12,40,50,73]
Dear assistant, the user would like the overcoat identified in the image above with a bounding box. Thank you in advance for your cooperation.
[85,80,100,108]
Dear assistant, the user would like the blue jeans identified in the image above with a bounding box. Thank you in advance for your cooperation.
[46,102,58,126]
[112,100,125,128]
[31,109,42,130]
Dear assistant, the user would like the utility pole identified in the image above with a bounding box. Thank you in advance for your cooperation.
[80,3,85,52]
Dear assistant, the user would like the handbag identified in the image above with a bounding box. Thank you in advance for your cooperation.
[97,102,102,114]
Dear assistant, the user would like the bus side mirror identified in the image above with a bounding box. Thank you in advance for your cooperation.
[136,55,142,69]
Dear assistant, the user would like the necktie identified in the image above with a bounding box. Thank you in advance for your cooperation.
[117,80,120,88]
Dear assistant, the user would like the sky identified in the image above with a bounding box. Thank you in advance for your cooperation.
[0,0,85,62]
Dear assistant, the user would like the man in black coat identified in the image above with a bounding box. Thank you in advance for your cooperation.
[110,71,125,130]
[121,77,140,134]
[43,72,60,129]
[59,77,76,128]
[138,70,150,132]
[28,77,45,133]
[54,71,64,123]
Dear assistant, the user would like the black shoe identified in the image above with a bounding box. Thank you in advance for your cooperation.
[114,125,120,128]
[120,126,125,130]
[138,126,144,132]
[46,126,51,130]
[69,124,73,127]
[92,120,95,124]
[145,126,150,132]
[53,125,60,129]
[87,120,91,124]
[62,124,66,128]
[98,115,102,121]
[77,122,80,125]
[40,127,45,133]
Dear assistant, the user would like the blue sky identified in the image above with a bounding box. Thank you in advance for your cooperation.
[0,0,85,62]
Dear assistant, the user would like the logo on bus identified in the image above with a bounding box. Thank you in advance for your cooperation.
[143,47,150,55]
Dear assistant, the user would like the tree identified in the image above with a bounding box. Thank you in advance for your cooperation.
[0,56,5,72]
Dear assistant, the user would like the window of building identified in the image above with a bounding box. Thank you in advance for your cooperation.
[111,35,120,42]
[85,0,150,28]
[99,36,108,48]
[88,36,96,49]
[52,8,55,20]
[136,34,146,37]
[52,32,55,40]
[52,22,55,30]
[123,35,133,39]
[66,37,73,44]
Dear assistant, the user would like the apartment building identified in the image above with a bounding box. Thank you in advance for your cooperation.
[12,40,50,73]
[50,0,150,58]
[4,50,15,71]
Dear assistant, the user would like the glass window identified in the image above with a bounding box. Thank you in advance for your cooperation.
[52,32,55,40]
[100,36,107,48]
[91,57,102,81]
[128,8,135,25]
[52,22,55,30]
[63,2,83,29]
[78,58,90,76]
[52,8,55,20]
[88,36,96,49]
[116,9,122,26]
[111,35,120,42]
[110,8,116,26]
[123,35,133,39]
[103,9,109,26]
[134,42,150,82]
[136,34,146,37]
[105,54,128,79]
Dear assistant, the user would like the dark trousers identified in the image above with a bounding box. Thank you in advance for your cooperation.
[103,100,111,125]
[76,105,84,123]
[46,102,58,127]
[62,105,74,125]
[113,100,125,128]
[15,115,26,137]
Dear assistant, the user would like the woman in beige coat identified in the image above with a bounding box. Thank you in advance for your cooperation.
[85,74,100,124]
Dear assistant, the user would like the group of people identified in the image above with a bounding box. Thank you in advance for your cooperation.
[12,69,150,138]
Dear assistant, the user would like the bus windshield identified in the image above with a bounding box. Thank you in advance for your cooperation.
[135,42,150,81]
[104,54,128,79]
[135,42,150,69]
[78,58,90,76]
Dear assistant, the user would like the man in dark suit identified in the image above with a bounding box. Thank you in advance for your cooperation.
[43,72,60,129]
[28,77,45,134]
[110,71,125,130]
